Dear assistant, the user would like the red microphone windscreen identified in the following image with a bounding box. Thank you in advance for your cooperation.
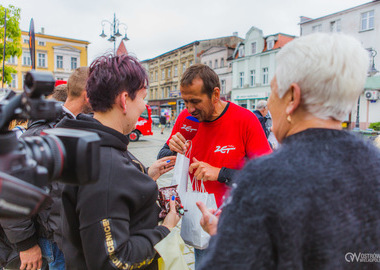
[180,116,200,141]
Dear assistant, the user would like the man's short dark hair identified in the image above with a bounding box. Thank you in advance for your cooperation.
[86,54,148,112]
[52,84,68,102]
[67,67,89,98]
[180,64,220,98]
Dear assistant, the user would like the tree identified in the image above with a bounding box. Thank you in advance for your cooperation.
[0,5,22,85]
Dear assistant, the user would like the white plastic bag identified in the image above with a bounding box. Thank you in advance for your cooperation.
[171,153,190,198]
[180,181,217,250]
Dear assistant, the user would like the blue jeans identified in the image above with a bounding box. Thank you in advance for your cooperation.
[38,238,65,270]
[194,248,206,269]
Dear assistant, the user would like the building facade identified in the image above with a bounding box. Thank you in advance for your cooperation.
[142,35,243,117]
[299,0,380,129]
[200,46,235,100]
[6,29,89,92]
[230,26,295,111]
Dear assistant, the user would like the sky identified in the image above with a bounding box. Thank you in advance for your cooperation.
[1,0,370,63]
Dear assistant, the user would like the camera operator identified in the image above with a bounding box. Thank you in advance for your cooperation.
[0,67,90,270]
[57,54,180,270]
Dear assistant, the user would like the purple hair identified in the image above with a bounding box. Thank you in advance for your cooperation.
[86,54,148,112]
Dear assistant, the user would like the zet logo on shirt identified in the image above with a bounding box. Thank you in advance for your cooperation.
[181,124,197,133]
[214,145,236,154]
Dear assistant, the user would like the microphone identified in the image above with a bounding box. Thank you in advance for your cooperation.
[180,116,200,141]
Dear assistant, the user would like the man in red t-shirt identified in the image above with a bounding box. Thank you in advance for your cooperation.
[157,64,271,266]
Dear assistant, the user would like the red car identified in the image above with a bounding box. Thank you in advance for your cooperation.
[128,104,154,142]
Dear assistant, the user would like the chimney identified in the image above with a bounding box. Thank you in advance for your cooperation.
[233,32,238,37]
[41,27,45,34]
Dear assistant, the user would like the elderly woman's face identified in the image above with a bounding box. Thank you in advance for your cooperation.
[268,77,289,143]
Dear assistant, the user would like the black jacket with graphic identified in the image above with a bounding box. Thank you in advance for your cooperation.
[57,114,169,270]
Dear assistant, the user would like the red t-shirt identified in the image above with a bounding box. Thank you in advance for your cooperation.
[168,102,272,206]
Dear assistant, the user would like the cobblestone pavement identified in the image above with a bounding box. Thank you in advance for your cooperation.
[128,125,195,270]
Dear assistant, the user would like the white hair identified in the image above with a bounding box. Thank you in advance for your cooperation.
[256,100,267,110]
[275,33,369,121]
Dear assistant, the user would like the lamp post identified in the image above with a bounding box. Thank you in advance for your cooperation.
[355,48,378,130]
[99,13,129,55]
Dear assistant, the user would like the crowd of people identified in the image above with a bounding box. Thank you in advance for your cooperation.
[1,32,380,270]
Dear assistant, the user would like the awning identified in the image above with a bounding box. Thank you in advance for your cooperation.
[365,76,380,90]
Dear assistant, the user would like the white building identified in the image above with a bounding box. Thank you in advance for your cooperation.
[299,0,380,129]
[230,26,295,110]
[200,46,235,100]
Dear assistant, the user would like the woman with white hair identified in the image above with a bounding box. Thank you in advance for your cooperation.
[197,33,380,269]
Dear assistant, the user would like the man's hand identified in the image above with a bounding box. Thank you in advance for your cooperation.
[189,157,221,181]
[148,156,176,181]
[19,244,42,270]
[168,132,189,154]
[196,201,219,236]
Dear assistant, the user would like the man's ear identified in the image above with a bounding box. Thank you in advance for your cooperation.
[212,87,220,103]
[285,83,301,115]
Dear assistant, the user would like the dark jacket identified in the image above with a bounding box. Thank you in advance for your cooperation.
[200,129,380,270]
[57,114,170,270]
[253,110,268,138]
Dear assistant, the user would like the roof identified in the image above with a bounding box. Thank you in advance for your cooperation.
[21,30,90,45]
[263,34,295,52]
[299,0,378,25]
[116,40,128,56]
[365,75,380,89]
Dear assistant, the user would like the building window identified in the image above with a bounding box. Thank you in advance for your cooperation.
[182,63,186,73]
[38,53,46,67]
[22,51,31,66]
[150,89,154,99]
[174,66,178,77]
[155,71,158,81]
[7,55,17,65]
[239,46,245,57]
[189,61,193,66]
[239,72,244,88]
[250,70,256,86]
[263,68,269,85]
[361,10,374,31]
[162,69,165,80]
[221,58,224,67]
[71,57,77,70]
[23,39,29,44]
[174,85,177,91]
[209,61,212,67]
[221,79,226,94]
[251,42,257,54]
[168,68,171,78]
[267,40,274,50]
[330,19,341,32]
[215,59,218,69]
[56,55,63,69]
[161,88,165,99]
[312,24,322,32]
[10,74,17,88]
[38,41,45,46]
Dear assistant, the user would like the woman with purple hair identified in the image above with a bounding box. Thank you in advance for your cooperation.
[57,54,180,270]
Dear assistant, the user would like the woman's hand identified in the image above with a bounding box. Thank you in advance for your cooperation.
[148,156,176,181]
[162,196,181,230]
[196,201,219,236]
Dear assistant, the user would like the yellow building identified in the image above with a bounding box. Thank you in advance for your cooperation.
[6,29,89,92]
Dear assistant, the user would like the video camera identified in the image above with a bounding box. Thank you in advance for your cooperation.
[0,71,100,218]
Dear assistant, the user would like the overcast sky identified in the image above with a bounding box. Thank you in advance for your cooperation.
[2,0,369,63]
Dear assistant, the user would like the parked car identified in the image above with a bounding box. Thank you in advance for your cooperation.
[151,114,160,126]
[128,105,153,142]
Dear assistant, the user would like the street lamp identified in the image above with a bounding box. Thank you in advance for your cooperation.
[99,13,129,55]
[355,48,378,130]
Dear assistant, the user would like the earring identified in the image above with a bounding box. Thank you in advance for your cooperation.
[287,115,292,123]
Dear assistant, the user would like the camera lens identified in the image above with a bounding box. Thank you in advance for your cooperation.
[20,135,66,181]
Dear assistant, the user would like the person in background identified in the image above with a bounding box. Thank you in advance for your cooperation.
[253,100,269,137]
[57,54,180,269]
[197,33,380,269]
[158,64,271,268]
[51,83,68,103]
[160,113,167,134]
